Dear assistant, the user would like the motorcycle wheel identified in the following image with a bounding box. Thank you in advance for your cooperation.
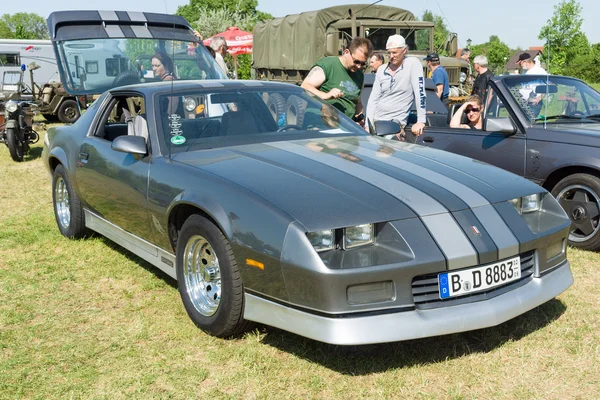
[6,128,24,162]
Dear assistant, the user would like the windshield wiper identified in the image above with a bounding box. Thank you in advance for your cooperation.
[584,113,600,120]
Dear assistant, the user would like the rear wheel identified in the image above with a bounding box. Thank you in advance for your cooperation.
[57,99,80,124]
[52,165,88,239]
[551,173,600,251]
[6,128,24,162]
[176,214,252,338]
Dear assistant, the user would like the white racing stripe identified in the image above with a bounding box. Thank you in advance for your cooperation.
[104,25,124,38]
[269,141,478,269]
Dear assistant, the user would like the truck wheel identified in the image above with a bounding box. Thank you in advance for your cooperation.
[551,173,600,251]
[176,214,253,338]
[266,93,286,122]
[57,100,80,124]
[6,128,24,162]
[286,95,306,127]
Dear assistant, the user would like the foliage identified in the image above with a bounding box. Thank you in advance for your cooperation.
[538,0,586,75]
[0,13,49,39]
[563,42,600,83]
[469,36,511,75]
[177,0,271,23]
[421,10,450,56]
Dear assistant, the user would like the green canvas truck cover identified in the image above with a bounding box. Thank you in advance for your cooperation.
[253,4,414,71]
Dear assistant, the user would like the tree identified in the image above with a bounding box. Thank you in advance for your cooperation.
[470,36,511,75]
[0,13,49,39]
[176,0,271,25]
[538,0,587,75]
[421,10,450,56]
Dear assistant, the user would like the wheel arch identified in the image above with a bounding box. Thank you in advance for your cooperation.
[542,165,600,192]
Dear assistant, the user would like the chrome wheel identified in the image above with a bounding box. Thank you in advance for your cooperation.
[54,176,71,229]
[183,235,221,316]
[556,184,600,243]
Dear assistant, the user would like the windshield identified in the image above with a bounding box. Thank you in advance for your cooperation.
[502,75,600,124]
[55,38,226,94]
[365,27,431,52]
[158,87,368,154]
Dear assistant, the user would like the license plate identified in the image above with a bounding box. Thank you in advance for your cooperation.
[438,256,521,299]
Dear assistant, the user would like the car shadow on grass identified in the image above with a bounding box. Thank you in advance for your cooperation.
[258,299,567,374]
[25,146,44,161]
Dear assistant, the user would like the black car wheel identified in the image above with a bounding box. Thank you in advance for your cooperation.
[552,173,600,251]
[52,165,88,239]
[176,214,252,338]
[6,128,24,162]
[57,99,80,124]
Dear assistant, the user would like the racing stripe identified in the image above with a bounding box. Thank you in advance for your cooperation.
[131,25,153,38]
[98,11,119,21]
[472,205,520,259]
[269,141,478,269]
[104,25,124,38]
[127,12,147,22]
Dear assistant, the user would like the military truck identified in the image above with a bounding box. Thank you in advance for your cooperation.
[252,4,469,93]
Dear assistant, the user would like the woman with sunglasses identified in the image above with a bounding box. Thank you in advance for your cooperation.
[450,95,483,129]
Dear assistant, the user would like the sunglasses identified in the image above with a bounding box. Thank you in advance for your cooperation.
[350,54,367,67]
[466,107,481,113]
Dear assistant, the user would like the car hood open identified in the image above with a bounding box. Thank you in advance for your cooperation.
[173,136,541,231]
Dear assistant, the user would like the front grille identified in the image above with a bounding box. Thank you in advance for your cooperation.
[411,251,535,310]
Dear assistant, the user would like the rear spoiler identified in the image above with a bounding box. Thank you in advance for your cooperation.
[47,10,195,42]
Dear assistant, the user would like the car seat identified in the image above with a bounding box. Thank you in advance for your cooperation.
[220,110,259,136]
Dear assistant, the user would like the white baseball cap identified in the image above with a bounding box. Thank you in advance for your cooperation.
[386,34,407,49]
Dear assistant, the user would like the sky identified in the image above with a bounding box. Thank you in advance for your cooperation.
[4,0,600,50]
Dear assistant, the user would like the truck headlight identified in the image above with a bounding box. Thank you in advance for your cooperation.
[307,229,334,252]
[183,97,197,112]
[460,72,467,83]
[344,223,375,249]
[510,194,541,214]
[5,101,18,113]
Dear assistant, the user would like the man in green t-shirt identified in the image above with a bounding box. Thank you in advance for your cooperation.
[301,37,373,122]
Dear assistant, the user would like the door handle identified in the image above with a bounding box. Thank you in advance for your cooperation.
[423,136,434,143]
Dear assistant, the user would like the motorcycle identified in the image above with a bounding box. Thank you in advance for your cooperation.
[0,97,39,162]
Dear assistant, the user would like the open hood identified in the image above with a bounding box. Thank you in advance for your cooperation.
[47,10,225,95]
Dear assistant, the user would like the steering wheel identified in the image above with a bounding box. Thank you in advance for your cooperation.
[277,124,303,132]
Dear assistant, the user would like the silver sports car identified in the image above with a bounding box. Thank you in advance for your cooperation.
[42,10,573,345]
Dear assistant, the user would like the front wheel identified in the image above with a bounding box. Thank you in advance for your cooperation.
[52,165,88,239]
[57,99,80,124]
[176,214,252,338]
[6,128,24,162]
[551,173,600,251]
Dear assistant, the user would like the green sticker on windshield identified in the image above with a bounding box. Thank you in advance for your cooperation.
[171,135,186,145]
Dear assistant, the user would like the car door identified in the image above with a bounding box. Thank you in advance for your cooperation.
[416,83,527,177]
[75,92,154,242]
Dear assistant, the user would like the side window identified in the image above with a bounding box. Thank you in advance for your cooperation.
[95,95,146,142]
[583,92,600,114]
[485,86,510,119]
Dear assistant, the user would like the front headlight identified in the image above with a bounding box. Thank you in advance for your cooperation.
[460,72,467,83]
[510,193,541,214]
[183,97,197,112]
[307,229,334,252]
[344,223,375,249]
[5,101,18,113]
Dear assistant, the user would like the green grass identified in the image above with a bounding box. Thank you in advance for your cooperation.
[1,138,600,399]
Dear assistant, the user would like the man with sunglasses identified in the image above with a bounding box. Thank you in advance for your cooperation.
[366,34,427,142]
[301,37,373,121]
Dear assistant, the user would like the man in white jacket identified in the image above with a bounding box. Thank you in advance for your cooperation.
[366,35,426,142]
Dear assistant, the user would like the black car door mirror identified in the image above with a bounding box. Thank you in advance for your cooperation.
[485,117,517,136]
[374,120,401,136]
[111,135,147,155]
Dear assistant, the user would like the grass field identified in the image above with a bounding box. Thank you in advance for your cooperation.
[1,136,600,399]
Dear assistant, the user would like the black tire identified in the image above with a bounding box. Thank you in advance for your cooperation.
[57,99,80,124]
[176,214,252,338]
[112,70,141,87]
[266,93,286,122]
[551,173,600,251]
[6,128,24,162]
[286,95,306,127]
[52,165,88,239]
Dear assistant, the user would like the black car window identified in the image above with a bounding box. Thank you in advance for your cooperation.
[94,94,146,142]
[156,88,368,155]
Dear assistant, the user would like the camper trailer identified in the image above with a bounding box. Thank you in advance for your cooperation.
[0,39,60,90]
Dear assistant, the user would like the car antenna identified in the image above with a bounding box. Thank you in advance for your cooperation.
[544,39,550,130]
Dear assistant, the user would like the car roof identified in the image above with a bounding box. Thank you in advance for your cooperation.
[110,79,305,94]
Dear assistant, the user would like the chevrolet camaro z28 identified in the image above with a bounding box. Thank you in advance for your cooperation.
[42,10,573,345]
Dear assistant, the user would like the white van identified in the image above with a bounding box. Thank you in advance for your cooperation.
[0,39,61,92]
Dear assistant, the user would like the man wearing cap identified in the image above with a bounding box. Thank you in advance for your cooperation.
[366,34,427,142]
[517,52,548,116]
[425,52,450,109]
[301,37,373,121]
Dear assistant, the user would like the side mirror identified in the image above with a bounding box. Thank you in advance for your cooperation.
[374,120,401,136]
[112,135,147,155]
[485,117,517,135]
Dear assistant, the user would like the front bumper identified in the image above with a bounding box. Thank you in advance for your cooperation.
[244,260,572,345]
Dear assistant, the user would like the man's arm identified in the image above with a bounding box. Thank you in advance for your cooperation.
[301,66,342,100]
[436,84,444,99]
[410,60,427,135]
